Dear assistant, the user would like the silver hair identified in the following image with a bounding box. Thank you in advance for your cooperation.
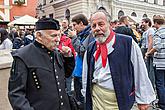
[90,10,112,23]
[34,30,46,37]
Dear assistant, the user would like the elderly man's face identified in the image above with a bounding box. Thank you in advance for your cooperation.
[39,30,61,51]
[91,12,110,43]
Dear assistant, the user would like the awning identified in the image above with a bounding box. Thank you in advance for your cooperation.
[8,15,38,26]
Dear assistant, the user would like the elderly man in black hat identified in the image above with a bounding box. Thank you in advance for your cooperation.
[8,18,75,110]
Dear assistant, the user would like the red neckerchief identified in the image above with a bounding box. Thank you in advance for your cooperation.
[95,31,115,67]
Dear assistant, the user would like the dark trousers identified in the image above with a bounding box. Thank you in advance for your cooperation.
[145,56,155,88]
[66,75,72,96]
[74,76,84,110]
[155,69,165,109]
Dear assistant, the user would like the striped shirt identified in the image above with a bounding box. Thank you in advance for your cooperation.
[153,25,165,70]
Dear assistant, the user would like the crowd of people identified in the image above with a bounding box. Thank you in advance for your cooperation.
[0,9,164,110]
[0,27,35,50]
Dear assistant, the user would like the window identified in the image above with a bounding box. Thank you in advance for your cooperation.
[13,16,22,20]
[13,0,27,5]
[144,0,148,2]
[154,0,158,4]
[98,7,107,11]
[50,0,53,3]
[43,0,46,5]
[163,0,165,6]
[143,14,148,18]
[118,10,124,19]
[131,12,137,17]
[49,13,53,18]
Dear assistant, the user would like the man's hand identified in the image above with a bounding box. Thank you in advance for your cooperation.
[144,52,151,60]
[68,29,77,38]
[61,46,72,57]
[137,104,150,110]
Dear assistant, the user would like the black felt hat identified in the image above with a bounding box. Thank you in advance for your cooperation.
[35,18,60,31]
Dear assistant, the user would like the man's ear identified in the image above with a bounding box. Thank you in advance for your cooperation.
[36,32,43,42]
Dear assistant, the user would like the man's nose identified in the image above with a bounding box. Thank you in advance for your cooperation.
[95,24,100,31]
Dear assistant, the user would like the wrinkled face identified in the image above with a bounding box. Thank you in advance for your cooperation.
[37,30,61,51]
[72,22,82,33]
[91,12,110,43]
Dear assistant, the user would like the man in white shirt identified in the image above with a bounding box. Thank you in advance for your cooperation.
[82,10,156,110]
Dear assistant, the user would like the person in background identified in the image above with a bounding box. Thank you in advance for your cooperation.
[12,32,23,49]
[145,15,165,109]
[110,20,119,31]
[61,19,69,36]
[8,18,75,110]
[141,18,155,88]
[68,14,95,110]
[9,28,17,42]
[131,24,142,42]
[58,34,76,96]
[0,28,13,50]
[23,30,35,46]
[115,16,138,43]
[24,34,34,46]
[82,10,156,110]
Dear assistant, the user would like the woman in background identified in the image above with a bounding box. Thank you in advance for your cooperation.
[0,28,13,50]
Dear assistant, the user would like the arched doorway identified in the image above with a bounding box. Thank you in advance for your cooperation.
[98,6,106,11]
[65,9,70,23]
[118,10,124,19]
[131,12,137,17]
[143,14,148,18]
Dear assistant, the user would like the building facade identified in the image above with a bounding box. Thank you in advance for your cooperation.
[10,0,37,21]
[0,0,10,21]
[0,0,37,22]
[36,0,165,23]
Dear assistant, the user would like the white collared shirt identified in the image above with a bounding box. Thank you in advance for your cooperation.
[92,34,115,90]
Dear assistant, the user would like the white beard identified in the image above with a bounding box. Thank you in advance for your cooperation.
[95,29,110,44]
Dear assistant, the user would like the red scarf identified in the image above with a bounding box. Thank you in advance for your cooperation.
[95,31,115,67]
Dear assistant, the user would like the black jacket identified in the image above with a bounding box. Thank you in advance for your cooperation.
[8,41,75,110]
[115,26,138,43]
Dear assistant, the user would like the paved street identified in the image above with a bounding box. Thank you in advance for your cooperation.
[0,68,12,110]
[0,68,160,110]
